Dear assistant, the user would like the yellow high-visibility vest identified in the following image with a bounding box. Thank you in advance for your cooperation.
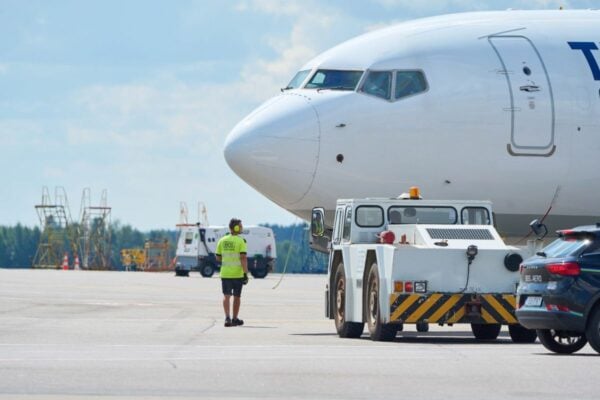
[216,234,247,278]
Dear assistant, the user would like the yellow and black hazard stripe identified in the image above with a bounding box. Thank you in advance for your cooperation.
[389,293,517,325]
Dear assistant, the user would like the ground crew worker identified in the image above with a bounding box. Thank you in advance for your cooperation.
[216,218,249,327]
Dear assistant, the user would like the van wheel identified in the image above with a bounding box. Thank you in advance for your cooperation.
[175,269,189,277]
[200,263,215,278]
[250,267,268,279]
[586,305,600,353]
[333,264,364,338]
[537,329,587,354]
[366,263,397,342]
[471,323,501,340]
[250,258,269,279]
[508,324,537,343]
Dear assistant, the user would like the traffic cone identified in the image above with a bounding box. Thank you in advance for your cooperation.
[62,253,69,270]
[74,255,80,270]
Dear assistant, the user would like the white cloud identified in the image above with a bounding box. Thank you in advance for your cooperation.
[69,1,350,157]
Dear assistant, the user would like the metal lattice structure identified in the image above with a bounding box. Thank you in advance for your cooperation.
[79,188,112,270]
[178,201,209,227]
[32,187,77,269]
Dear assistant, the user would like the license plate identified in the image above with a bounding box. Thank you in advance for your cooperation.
[525,296,542,307]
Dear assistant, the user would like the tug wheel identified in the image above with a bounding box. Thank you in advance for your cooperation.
[366,263,397,342]
[508,324,537,343]
[471,323,501,340]
[333,264,364,338]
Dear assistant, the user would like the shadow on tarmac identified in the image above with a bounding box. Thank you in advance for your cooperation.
[292,330,528,345]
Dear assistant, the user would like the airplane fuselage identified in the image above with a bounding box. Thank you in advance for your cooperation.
[225,10,600,238]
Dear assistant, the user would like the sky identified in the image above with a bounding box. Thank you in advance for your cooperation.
[0,0,597,230]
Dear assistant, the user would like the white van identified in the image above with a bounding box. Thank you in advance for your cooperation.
[175,225,276,278]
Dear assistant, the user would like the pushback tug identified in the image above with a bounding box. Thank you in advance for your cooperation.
[311,187,539,342]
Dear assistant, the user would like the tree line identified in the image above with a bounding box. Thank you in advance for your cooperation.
[0,222,327,273]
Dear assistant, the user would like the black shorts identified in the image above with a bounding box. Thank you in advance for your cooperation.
[221,278,244,297]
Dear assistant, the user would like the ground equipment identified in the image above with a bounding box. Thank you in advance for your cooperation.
[311,188,538,343]
[175,225,276,278]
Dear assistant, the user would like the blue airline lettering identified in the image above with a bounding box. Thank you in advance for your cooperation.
[569,42,600,80]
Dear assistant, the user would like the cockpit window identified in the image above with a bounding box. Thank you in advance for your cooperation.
[395,71,428,99]
[284,70,310,90]
[305,69,363,90]
[360,71,392,100]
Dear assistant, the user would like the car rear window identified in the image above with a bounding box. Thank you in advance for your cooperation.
[540,237,591,258]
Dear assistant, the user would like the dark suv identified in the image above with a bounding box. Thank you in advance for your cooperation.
[516,225,600,354]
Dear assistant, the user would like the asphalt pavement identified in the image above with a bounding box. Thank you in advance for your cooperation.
[0,269,598,399]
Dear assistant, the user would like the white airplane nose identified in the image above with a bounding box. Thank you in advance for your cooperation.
[224,94,320,207]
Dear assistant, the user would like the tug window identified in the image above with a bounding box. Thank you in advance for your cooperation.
[306,69,363,90]
[356,206,384,227]
[461,207,491,225]
[395,71,428,99]
[388,206,457,225]
[360,71,392,100]
[342,207,353,241]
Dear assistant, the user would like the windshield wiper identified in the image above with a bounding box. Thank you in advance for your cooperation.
[317,86,354,92]
[280,86,293,92]
[536,251,547,257]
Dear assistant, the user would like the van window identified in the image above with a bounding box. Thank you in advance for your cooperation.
[395,71,428,99]
[356,206,384,227]
[462,207,491,225]
[342,207,352,241]
[185,232,193,245]
[360,71,392,100]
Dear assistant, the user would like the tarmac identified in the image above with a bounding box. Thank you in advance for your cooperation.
[0,269,598,399]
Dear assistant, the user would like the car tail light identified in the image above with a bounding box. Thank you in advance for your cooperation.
[546,304,570,312]
[404,281,413,293]
[546,262,580,276]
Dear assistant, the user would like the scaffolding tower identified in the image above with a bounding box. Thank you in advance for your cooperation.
[32,187,77,269]
[79,188,112,270]
[178,201,209,226]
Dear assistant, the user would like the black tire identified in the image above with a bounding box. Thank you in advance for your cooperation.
[471,323,501,340]
[416,322,429,333]
[537,329,587,354]
[365,263,397,342]
[175,269,189,277]
[333,264,364,338]
[586,305,600,354]
[200,263,215,278]
[508,324,537,343]
[250,267,268,279]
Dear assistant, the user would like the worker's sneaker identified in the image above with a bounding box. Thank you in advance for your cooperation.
[232,318,244,326]
[224,317,232,327]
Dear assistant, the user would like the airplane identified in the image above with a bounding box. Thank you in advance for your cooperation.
[224,10,600,240]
